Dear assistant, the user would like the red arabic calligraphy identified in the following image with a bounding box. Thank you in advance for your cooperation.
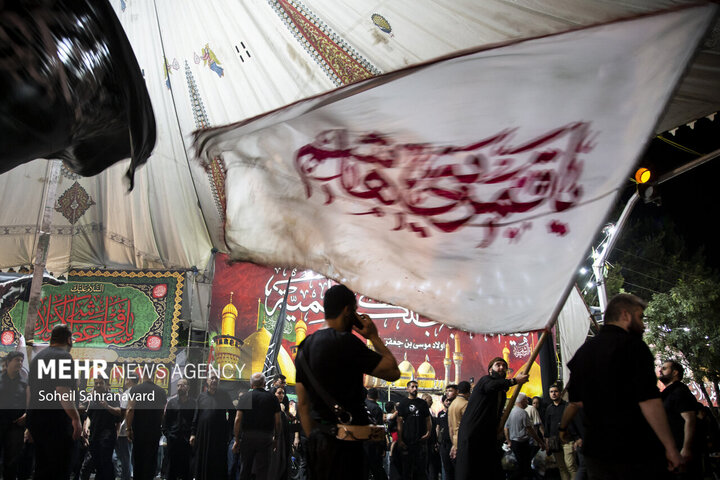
[35,294,135,344]
[295,124,596,247]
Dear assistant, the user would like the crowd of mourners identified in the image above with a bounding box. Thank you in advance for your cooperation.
[2,292,720,480]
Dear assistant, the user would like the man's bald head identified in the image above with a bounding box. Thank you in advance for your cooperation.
[251,372,266,388]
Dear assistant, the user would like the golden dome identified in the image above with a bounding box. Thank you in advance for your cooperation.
[221,293,238,336]
[417,355,436,389]
[222,292,238,316]
[240,327,296,384]
[393,352,415,387]
[295,319,308,344]
[507,360,542,399]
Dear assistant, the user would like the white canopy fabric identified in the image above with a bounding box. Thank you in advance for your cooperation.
[0,0,717,331]
[558,287,593,384]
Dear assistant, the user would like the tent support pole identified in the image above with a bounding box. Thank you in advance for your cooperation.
[24,160,62,363]
[497,329,549,433]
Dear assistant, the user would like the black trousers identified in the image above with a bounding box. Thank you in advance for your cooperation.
[364,440,388,480]
[306,429,365,480]
[399,443,428,480]
[238,431,273,480]
[0,422,25,480]
[509,440,532,480]
[29,425,73,480]
[438,442,454,480]
[89,431,116,480]
[132,433,160,480]
[166,437,192,480]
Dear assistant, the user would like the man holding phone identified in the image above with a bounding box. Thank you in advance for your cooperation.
[296,284,401,480]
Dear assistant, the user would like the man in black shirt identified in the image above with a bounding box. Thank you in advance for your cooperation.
[27,324,82,480]
[396,380,431,480]
[0,351,27,480]
[162,378,195,480]
[296,284,400,480]
[126,368,167,480]
[544,384,575,480]
[83,376,122,480]
[659,359,699,477]
[455,357,529,480]
[233,372,281,480]
[561,293,682,479]
[364,387,387,480]
[436,394,454,480]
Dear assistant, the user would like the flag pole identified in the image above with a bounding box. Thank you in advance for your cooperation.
[497,329,549,433]
[24,159,62,364]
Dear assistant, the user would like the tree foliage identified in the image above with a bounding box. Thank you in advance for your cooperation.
[645,275,720,385]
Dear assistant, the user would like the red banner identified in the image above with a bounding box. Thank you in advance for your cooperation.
[210,254,544,396]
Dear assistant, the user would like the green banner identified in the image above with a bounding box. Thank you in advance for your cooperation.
[1,270,183,362]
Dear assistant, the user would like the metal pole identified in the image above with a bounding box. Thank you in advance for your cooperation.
[24,160,62,362]
[592,192,639,314]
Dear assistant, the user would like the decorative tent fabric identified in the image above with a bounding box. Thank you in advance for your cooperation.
[0,0,717,333]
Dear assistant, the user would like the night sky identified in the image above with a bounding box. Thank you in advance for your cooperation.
[628,116,720,269]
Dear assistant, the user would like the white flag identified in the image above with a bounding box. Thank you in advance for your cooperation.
[196,6,714,333]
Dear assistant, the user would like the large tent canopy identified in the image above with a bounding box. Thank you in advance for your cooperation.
[0,0,717,332]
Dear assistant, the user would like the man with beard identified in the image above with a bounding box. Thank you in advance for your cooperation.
[544,384,575,480]
[191,373,235,480]
[295,284,400,480]
[454,357,528,480]
[396,381,431,480]
[659,360,698,478]
[83,376,122,480]
[162,378,196,480]
[560,294,682,479]
[27,324,82,480]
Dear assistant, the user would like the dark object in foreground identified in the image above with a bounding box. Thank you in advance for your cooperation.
[0,0,155,189]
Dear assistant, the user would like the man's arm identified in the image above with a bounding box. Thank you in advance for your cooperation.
[56,385,81,440]
[232,410,243,454]
[639,398,683,470]
[295,382,316,437]
[680,410,696,461]
[559,401,581,443]
[396,415,405,448]
[353,315,400,382]
[101,400,121,417]
[420,415,432,441]
[273,411,282,448]
[504,426,511,448]
[125,398,136,442]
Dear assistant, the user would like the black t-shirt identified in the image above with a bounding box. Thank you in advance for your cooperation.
[129,381,167,436]
[544,401,567,438]
[87,399,121,438]
[437,410,451,445]
[366,399,384,426]
[396,397,430,445]
[237,388,281,433]
[27,346,76,433]
[661,381,698,450]
[296,328,382,425]
[0,372,27,423]
[567,324,663,461]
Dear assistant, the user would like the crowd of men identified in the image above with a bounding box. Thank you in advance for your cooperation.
[1,290,719,480]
